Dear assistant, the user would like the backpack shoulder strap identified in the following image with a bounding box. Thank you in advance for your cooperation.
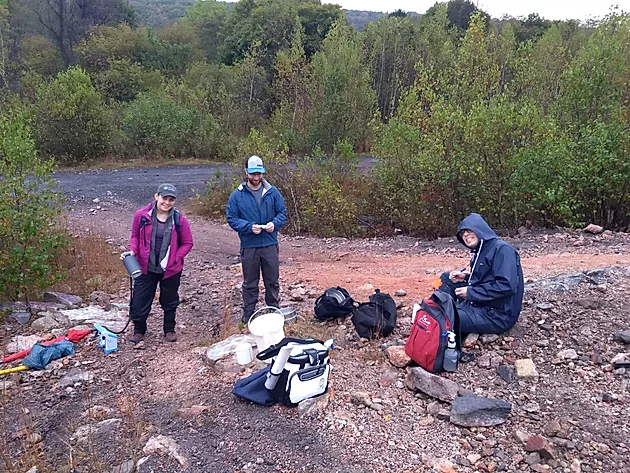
[173,210,181,232]
[173,210,181,245]
[257,337,323,360]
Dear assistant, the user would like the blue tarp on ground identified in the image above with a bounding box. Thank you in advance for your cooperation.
[23,340,75,370]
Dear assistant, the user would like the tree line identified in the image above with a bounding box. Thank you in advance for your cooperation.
[0,0,628,239]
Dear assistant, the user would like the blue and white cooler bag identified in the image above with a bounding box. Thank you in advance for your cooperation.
[257,337,331,407]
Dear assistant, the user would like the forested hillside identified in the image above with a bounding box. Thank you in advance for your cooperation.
[129,0,393,30]
[0,0,628,237]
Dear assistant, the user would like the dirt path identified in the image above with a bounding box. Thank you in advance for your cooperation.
[71,199,630,301]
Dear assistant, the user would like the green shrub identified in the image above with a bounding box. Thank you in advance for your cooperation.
[93,59,164,103]
[301,175,360,238]
[0,110,66,302]
[123,91,200,157]
[34,66,114,164]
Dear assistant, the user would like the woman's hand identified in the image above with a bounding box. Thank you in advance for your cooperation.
[120,250,134,261]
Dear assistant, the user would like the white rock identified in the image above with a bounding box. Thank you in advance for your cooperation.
[515,359,538,378]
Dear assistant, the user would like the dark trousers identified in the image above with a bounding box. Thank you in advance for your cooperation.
[129,271,181,334]
[241,244,280,319]
[438,272,513,335]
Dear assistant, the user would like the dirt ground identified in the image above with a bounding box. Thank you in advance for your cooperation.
[2,188,630,473]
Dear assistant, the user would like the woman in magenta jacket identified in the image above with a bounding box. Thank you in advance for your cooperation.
[120,183,193,343]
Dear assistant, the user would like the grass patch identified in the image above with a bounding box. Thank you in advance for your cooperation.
[52,230,127,300]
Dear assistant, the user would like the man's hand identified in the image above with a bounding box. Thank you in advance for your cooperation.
[120,250,134,261]
[449,271,468,283]
[455,287,468,299]
[252,224,262,234]
[265,222,274,233]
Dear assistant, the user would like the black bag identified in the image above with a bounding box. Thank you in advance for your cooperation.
[314,287,355,321]
[351,289,397,339]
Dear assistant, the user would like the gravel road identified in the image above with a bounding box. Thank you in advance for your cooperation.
[53,164,231,207]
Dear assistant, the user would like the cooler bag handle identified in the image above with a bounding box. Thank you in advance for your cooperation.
[257,337,324,361]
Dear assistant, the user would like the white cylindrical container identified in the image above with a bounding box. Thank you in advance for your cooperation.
[247,307,285,362]
[235,343,254,365]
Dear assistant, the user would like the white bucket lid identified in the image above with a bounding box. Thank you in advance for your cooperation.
[248,307,284,336]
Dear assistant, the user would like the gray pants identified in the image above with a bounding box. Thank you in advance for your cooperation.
[241,244,280,319]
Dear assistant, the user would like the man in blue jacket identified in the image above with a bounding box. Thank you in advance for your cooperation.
[227,156,287,323]
[439,213,524,334]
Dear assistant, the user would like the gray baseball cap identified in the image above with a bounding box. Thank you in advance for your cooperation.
[156,183,177,198]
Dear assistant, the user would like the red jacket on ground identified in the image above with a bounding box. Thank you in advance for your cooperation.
[129,202,194,279]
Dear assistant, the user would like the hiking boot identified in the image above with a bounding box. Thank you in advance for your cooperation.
[241,312,252,324]
[128,333,144,343]
[164,332,178,342]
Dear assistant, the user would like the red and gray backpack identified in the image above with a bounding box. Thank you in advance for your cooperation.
[405,290,461,373]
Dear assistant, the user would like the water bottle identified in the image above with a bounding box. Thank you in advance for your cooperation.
[122,253,142,279]
[443,331,459,372]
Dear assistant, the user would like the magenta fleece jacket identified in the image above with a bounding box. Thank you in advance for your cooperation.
[129,202,194,279]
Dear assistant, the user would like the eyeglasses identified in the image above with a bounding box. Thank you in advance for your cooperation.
[460,229,474,236]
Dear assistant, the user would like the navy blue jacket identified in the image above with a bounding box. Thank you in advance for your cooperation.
[226,180,287,249]
[457,213,524,323]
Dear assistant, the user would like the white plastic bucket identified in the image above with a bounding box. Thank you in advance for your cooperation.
[235,343,254,365]
[248,306,285,361]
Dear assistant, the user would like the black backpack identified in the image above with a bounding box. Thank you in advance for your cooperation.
[351,289,397,339]
[314,287,355,321]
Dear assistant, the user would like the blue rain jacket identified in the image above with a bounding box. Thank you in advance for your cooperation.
[226,180,287,249]
[457,213,524,330]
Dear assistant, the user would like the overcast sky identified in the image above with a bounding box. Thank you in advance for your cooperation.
[323,0,630,22]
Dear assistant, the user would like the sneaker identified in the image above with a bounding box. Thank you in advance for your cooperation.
[128,333,144,343]
[164,332,178,342]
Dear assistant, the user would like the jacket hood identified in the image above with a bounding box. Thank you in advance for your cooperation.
[237,179,272,193]
[456,213,498,248]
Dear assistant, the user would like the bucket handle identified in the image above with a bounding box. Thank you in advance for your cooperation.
[247,306,284,327]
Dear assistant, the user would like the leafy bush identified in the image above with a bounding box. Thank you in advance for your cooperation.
[34,67,114,164]
[301,174,360,238]
[92,58,164,103]
[0,110,66,302]
[123,90,200,157]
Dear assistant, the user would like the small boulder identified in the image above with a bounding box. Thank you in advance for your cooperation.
[386,346,411,368]
[394,289,407,297]
[143,435,189,468]
[30,314,64,332]
[60,370,94,388]
[71,419,122,445]
[43,291,82,308]
[583,224,604,234]
[496,365,515,383]
[615,331,630,344]
[405,367,459,402]
[299,393,330,418]
[449,396,511,427]
[556,349,578,360]
[90,291,112,311]
[480,334,500,344]
[350,391,372,407]
[11,310,31,325]
[524,435,555,459]
[515,359,538,378]
[463,333,479,348]
[110,459,135,473]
